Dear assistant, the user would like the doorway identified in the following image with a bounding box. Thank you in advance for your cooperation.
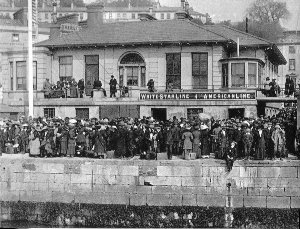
[151,108,167,121]
[228,108,244,119]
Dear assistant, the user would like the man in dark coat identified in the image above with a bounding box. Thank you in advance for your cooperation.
[264,122,274,159]
[165,124,173,160]
[171,122,181,156]
[115,121,128,158]
[78,78,85,98]
[109,75,118,97]
[253,125,266,160]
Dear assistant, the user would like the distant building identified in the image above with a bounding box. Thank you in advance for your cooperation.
[0,10,51,119]
[0,0,209,24]
[277,31,300,88]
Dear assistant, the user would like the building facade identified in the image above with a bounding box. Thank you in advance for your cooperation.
[0,0,208,24]
[27,3,286,120]
[277,31,300,88]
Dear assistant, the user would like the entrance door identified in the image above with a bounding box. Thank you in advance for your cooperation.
[152,108,167,121]
[85,55,99,96]
[228,108,244,119]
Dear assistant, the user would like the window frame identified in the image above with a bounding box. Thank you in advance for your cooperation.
[289,59,296,70]
[16,61,27,90]
[192,52,208,89]
[44,108,55,118]
[160,13,164,19]
[166,53,181,89]
[59,56,73,82]
[247,62,257,88]
[289,46,296,54]
[9,61,13,90]
[231,62,245,88]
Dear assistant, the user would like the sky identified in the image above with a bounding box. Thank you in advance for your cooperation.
[84,0,300,31]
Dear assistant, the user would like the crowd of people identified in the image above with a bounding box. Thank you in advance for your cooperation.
[0,106,297,171]
[262,76,297,97]
[43,75,158,99]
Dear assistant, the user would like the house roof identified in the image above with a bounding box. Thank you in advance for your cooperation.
[0,18,24,26]
[35,19,229,48]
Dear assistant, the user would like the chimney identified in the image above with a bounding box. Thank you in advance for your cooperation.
[71,0,74,9]
[185,1,189,13]
[181,0,185,10]
[87,3,104,28]
[11,0,15,9]
[52,1,57,23]
[42,0,45,9]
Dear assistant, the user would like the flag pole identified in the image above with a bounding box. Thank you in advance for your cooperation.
[28,0,34,118]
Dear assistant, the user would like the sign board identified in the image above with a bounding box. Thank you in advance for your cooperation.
[60,23,81,32]
[140,92,256,100]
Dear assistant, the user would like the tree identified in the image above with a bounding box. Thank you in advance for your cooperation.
[247,0,290,23]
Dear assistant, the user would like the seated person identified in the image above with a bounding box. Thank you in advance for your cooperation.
[92,80,106,97]
[147,79,155,92]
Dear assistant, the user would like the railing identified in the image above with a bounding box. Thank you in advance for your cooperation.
[256,84,299,99]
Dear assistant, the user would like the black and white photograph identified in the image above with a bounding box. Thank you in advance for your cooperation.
[0,0,299,228]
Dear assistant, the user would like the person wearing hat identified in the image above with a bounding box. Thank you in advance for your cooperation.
[200,124,210,158]
[164,123,173,160]
[271,124,285,160]
[19,123,30,154]
[192,124,201,159]
[57,123,69,157]
[29,126,41,157]
[115,121,128,158]
[253,125,266,160]
[0,122,6,156]
[225,141,237,172]
[109,75,118,98]
[217,125,228,159]
[243,128,253,160]
[264,122,274,159]
[171,121,181,156]
[182,125,193,159]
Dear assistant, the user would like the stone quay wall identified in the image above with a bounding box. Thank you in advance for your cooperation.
[0,157,300,209]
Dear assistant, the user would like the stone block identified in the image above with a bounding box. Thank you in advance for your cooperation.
[104,184,135,194]
[71,174,92,184]
[284,187,300,197]
[47,181,65,192]
[182,195,197,206]
[239,167,258,178]
[181,177,210,187]
[278,167,298,178]
[291,197,300,208]
[115,175,137,185]
[138,166,157,176]
[169,194,182,206]
[0,190,20,201]
[92,184,105,193]
[75,193,98,204]
[67,183,92,193]
[100,193,130,205]
[157,166,201,177]
[266,178,300,188]
[64,163,81,174]
[287,178,300,187]
[142,176,181,186]
[228,166,240,177]
[23,182,37,191]
[52,191,75,203]
[147,194,170,206]
[135,185,152,194]
[47,163,64,174]
[267,188,286,197]
[243,196,266,208]
[27,191,52,202]
[267,197,290,208]
[93,175,136,185]
[118,166,139,176]
[129,194,147,206]
[202,166,226,177]
[257,167,297,178]
[10,182,25,191]
[197,195,225,207]
[35,182,49,191]
[152,185,180,194]
[81,163,94,174]
[232,195,244,208]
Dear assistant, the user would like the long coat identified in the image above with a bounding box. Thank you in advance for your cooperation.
[182,131,193,150]
[253,130,266,159]
[67,128,76,156]
[59,127,69,155]
[192,129,201,157]
[200,129,210,156]
[115,127,128,158]
[271,129,285,149]
[94,130,106,156]
[29,131,40,156]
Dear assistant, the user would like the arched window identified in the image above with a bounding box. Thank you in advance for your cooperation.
[119,52,146,87]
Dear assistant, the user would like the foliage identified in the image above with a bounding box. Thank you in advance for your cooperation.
[247,0,290,23]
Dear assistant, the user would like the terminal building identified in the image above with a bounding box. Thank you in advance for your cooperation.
[2,3,287,121]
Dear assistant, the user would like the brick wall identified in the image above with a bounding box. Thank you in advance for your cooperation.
[0,157,299,208]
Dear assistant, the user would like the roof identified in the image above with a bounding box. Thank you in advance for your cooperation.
[0,18,24,26]
[36,19,229,48]
[204,25,271,46]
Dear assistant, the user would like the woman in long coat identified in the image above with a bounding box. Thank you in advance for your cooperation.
[192,125,201,159]
[253,125,266,160]
[67,125,76,157]
[58,125,69,156]
[200,124,210,158]
[182,126,193,158]
[93,126,107,158]
[29,128,40,156]
[115,122,128,158]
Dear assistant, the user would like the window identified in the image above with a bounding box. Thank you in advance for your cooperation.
[127,67,139,86]
[289,59,295,70]
[222,63,228,88]
[141,66,146,87]
[122,13,127,18]
[12,34,19,42]
[258,64,262,87]
[10,62,13,90]
[109,12,112,19]
[59,56,73,81]
[248,63,257,87]
[187,108,203,120]
[192,53,208,89]
[16,61,26,90]
[44,108,55,118]
[131,13,136,19]
[167,13,171,19]
[160,13,164,19]
[45,13,49,19]
[76,108,89,119]
[289,46,296,54]
[80,13,83,20]
[117,13,120,18]
[119,67,124,87]
[166,53,181,89]
[231,63,245,87]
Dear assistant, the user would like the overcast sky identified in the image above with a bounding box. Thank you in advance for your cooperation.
[83,0,300,30]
